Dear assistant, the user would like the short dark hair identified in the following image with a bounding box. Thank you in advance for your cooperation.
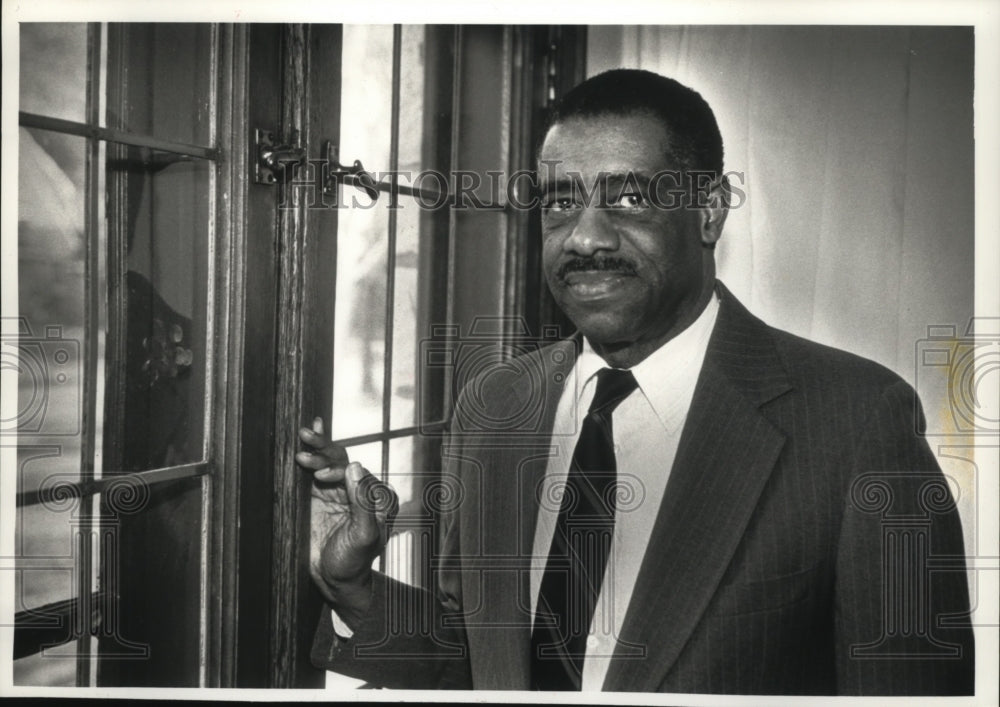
[544,69,724,175]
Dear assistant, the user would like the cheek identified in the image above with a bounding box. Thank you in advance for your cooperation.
[540,230,564,271]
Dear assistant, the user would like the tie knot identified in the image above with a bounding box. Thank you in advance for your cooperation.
[588,368,638,414]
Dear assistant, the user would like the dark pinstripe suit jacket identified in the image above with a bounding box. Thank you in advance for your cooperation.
[313,283,974,695]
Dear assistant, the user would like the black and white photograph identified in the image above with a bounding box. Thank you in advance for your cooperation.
[1,0,997,701]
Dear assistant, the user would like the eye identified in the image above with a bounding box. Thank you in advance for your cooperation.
[612,191,646,209]
[542,196,579,212]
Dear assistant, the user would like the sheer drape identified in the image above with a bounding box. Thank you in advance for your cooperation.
[587,24,976,533]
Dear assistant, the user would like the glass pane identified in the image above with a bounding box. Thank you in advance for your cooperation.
[387,435,416,507]
[96,476,204,686]
[397,25,426,175]
[340,25,393,171]
[332,198,389,441]
[386,437,413,585]
[15,503,78,612]
[19,23,89,123]
[389,197,420,430]
[14,637,80,686]
[114,147,211,470]
[386,436,437,589]
[397,25,454,177]
[105,23,213,146]
[344,441,383,477]
[12,126,90,620]
[12,128,87,451]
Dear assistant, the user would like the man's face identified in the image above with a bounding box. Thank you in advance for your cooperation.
[539,112,715,350]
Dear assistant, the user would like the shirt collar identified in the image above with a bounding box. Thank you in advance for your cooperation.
[575,293,720,432]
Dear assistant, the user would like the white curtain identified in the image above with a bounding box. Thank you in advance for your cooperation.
[587,25,977,535]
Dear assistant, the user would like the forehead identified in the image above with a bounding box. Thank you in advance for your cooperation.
[539,112,672,177]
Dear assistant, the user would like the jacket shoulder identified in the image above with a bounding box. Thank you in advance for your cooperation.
[768,326,910,394]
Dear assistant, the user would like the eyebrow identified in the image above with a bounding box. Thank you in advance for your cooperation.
[538,171,658,196]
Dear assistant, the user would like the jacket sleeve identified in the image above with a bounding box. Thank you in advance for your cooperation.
[834,379,975,695]
[309,569,471,689]
[309,437,473,689]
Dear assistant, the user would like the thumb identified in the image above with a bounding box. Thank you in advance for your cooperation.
[344,462,380,547]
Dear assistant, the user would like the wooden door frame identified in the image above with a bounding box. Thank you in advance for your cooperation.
[210,23,340,689]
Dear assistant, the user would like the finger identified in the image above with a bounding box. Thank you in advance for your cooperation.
[298,426,329,448]
[295,450,345,470]
[343,462,380,547]
[314,465,346,483]
[312,416,324,435]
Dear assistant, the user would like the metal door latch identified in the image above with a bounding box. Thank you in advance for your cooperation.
[254,129,379,202]
[254,128,306,185]
[320,141,379,202]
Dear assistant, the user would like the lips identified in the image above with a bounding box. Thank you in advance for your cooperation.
[562,270,633,298]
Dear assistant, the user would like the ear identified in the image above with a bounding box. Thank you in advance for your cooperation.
[700,176,730,247]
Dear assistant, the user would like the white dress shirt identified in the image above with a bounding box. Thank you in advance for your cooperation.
[530,293,720,690]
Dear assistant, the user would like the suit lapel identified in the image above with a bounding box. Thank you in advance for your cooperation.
[603,286,792,691]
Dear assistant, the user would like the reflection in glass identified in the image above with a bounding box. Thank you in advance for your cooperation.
[19,23,89,123]
[111,148,211,470]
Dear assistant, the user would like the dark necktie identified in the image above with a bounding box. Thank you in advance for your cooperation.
[531,367,639,690]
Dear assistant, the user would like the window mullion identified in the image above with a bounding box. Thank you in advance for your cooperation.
[378,24,403,576]
[75,21,106,688]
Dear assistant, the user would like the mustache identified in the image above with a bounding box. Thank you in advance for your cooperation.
[557,256,638,280]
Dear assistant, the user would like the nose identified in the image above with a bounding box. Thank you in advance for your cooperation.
[562,205,619,256]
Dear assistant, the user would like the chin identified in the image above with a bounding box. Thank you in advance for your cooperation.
[567,312,636,346]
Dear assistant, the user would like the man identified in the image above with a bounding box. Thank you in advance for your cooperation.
[296,69,974,694]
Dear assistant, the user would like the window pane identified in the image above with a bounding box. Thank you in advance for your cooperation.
[96,476,204,686]
[332,198,389,441]
[19,23,89,123]
[343,441,383,476]
[105,23,213,146]
[389,197,420,430]
[397,25,426,175]
[397,25,454,176]
[14,127,87,449]
[13,126,90,622]
[387,435,416,507]
[386,435,437,589]
[15,504,78,612]
[339,25,393,171]
[385,436,414,585]
[14,637,79,686]
[113,148,211,470]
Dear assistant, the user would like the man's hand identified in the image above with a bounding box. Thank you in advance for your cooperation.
[296,417,396,630]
